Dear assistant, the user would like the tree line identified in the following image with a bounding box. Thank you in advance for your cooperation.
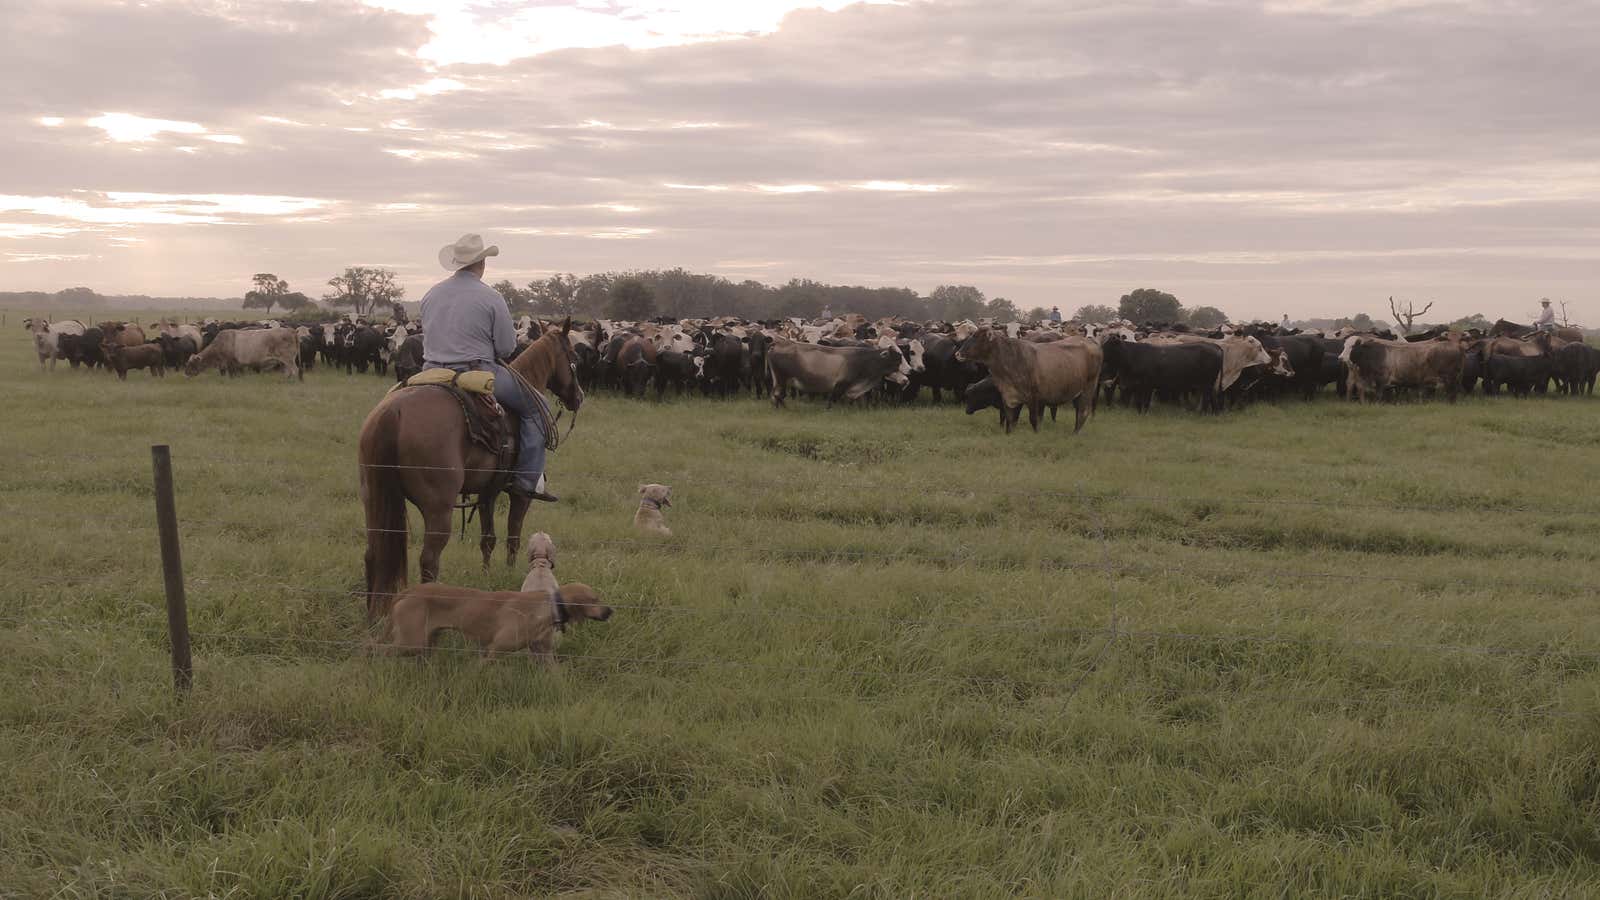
[6,271,1574,335]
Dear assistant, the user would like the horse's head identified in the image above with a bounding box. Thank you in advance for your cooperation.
[541,317,584,411]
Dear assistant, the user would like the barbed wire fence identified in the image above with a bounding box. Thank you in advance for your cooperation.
[9,445,1599,724]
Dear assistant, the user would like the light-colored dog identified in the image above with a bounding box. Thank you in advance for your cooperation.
[521,531,558,595]
[634,483,673,536]
[382,581,611,665]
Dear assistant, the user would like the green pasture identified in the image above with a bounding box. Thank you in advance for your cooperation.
[4,319,1600,897]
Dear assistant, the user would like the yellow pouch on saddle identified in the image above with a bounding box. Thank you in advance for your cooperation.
[403,367,496,395]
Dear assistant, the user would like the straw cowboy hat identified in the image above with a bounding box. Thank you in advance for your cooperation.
[438,233,499,271]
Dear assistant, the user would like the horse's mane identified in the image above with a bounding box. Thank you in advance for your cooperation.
[508,328,564,386]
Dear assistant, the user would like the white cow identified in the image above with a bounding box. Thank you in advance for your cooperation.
[25,318,86,371]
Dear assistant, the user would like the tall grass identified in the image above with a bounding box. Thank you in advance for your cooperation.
[4,322,1600,897]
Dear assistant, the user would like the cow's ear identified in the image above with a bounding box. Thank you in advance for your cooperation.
[561,316,571,336]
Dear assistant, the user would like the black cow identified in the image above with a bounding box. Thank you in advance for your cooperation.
[56,333,86,369]
[1247,332,1325,400]
[654,349,700,399]
[156,333,198,368]
[1101,338,1224,413]
[344,325,384,374]
[964,376,1053,423]
[314,325,341,367]
[703,333,746,398]
[392,334,425,383]
[1314,337,1350,396]
[64,327,106,369]
[1482,351,1553,397]
[573,340,600,388]
[1554,343,1600,396]
[598,333,630,390]
[1459,347,1483,395]
[905,332,982,403]
[746,331,773,398]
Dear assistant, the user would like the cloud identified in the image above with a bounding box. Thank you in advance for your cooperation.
[2,0,1598,318]
[376,77,467,101]
[88,113,207,143]
[361,0,905,66]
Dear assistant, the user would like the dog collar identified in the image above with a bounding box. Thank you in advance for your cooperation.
[640,498,663,511]
[551,588,567,632]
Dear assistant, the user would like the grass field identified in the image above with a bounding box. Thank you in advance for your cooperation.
[6,320,1600,898]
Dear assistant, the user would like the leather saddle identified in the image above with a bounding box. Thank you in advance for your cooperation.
[414,384,518,491]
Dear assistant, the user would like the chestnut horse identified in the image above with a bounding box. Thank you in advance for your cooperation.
[358,320,583,621]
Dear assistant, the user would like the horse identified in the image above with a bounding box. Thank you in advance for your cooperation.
[357,319,583,622]
[1491,318,1585,343]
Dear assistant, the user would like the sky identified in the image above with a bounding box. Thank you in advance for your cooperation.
[1,0,1596,321]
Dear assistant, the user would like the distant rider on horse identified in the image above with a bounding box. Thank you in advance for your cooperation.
[1533,298,1556,334]
[420,233,557,502]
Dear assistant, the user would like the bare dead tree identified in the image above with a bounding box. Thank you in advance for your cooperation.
[1388,296,1433,335]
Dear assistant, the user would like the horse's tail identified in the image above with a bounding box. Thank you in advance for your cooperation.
[358,400,408,624]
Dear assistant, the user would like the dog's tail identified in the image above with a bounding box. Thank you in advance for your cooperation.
[358,399,409,624]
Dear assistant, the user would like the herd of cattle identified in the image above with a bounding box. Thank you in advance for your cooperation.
[22,312,1600,429]
[568,314,1600,428]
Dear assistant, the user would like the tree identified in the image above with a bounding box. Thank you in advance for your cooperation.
[280,291,313,312]
[1449,313,1492,332]
[1388,296,1433,335]
[529,274,582,317]
[1118,288,1182,324]
[929,285,987,321]
[985,297,1021,323]
[772,278,828,319]
[1186,305,1229,329]
[243,273,289,313]
[576,274,614,316]
[1023,306,1051,323]
[1073,304,1119,323]
[607,277,656,320]
[324,267,404,316]
[492,279,530,313]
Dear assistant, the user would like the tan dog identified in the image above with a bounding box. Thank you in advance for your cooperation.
[382,581,611,665]
[520,531,559,595]
[634,483,673,536]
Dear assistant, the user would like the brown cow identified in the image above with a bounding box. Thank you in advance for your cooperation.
[99,322,147,348]
[956,329,1103,433]
[101,341,165,380]
[1340,334,1466,402]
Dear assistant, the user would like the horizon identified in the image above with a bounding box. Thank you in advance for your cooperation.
[4,1,1596,323]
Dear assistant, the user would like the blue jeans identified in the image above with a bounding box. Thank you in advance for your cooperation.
[490,362,547,491]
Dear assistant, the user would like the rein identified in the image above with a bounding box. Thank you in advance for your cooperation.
[504,335,578,452]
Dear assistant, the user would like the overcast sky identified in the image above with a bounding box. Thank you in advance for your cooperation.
[2,0,1595,320]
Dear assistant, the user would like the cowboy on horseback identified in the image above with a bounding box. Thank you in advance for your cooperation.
[420,233,558,502]
[1533,299,1556,334]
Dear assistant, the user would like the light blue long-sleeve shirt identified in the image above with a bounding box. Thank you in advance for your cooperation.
[419,270,517,365]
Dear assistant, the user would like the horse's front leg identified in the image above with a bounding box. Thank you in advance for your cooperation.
[478,491,499,569]
[505,492,532,567]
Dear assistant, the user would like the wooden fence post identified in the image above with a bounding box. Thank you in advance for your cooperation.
[151,445,193,695]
